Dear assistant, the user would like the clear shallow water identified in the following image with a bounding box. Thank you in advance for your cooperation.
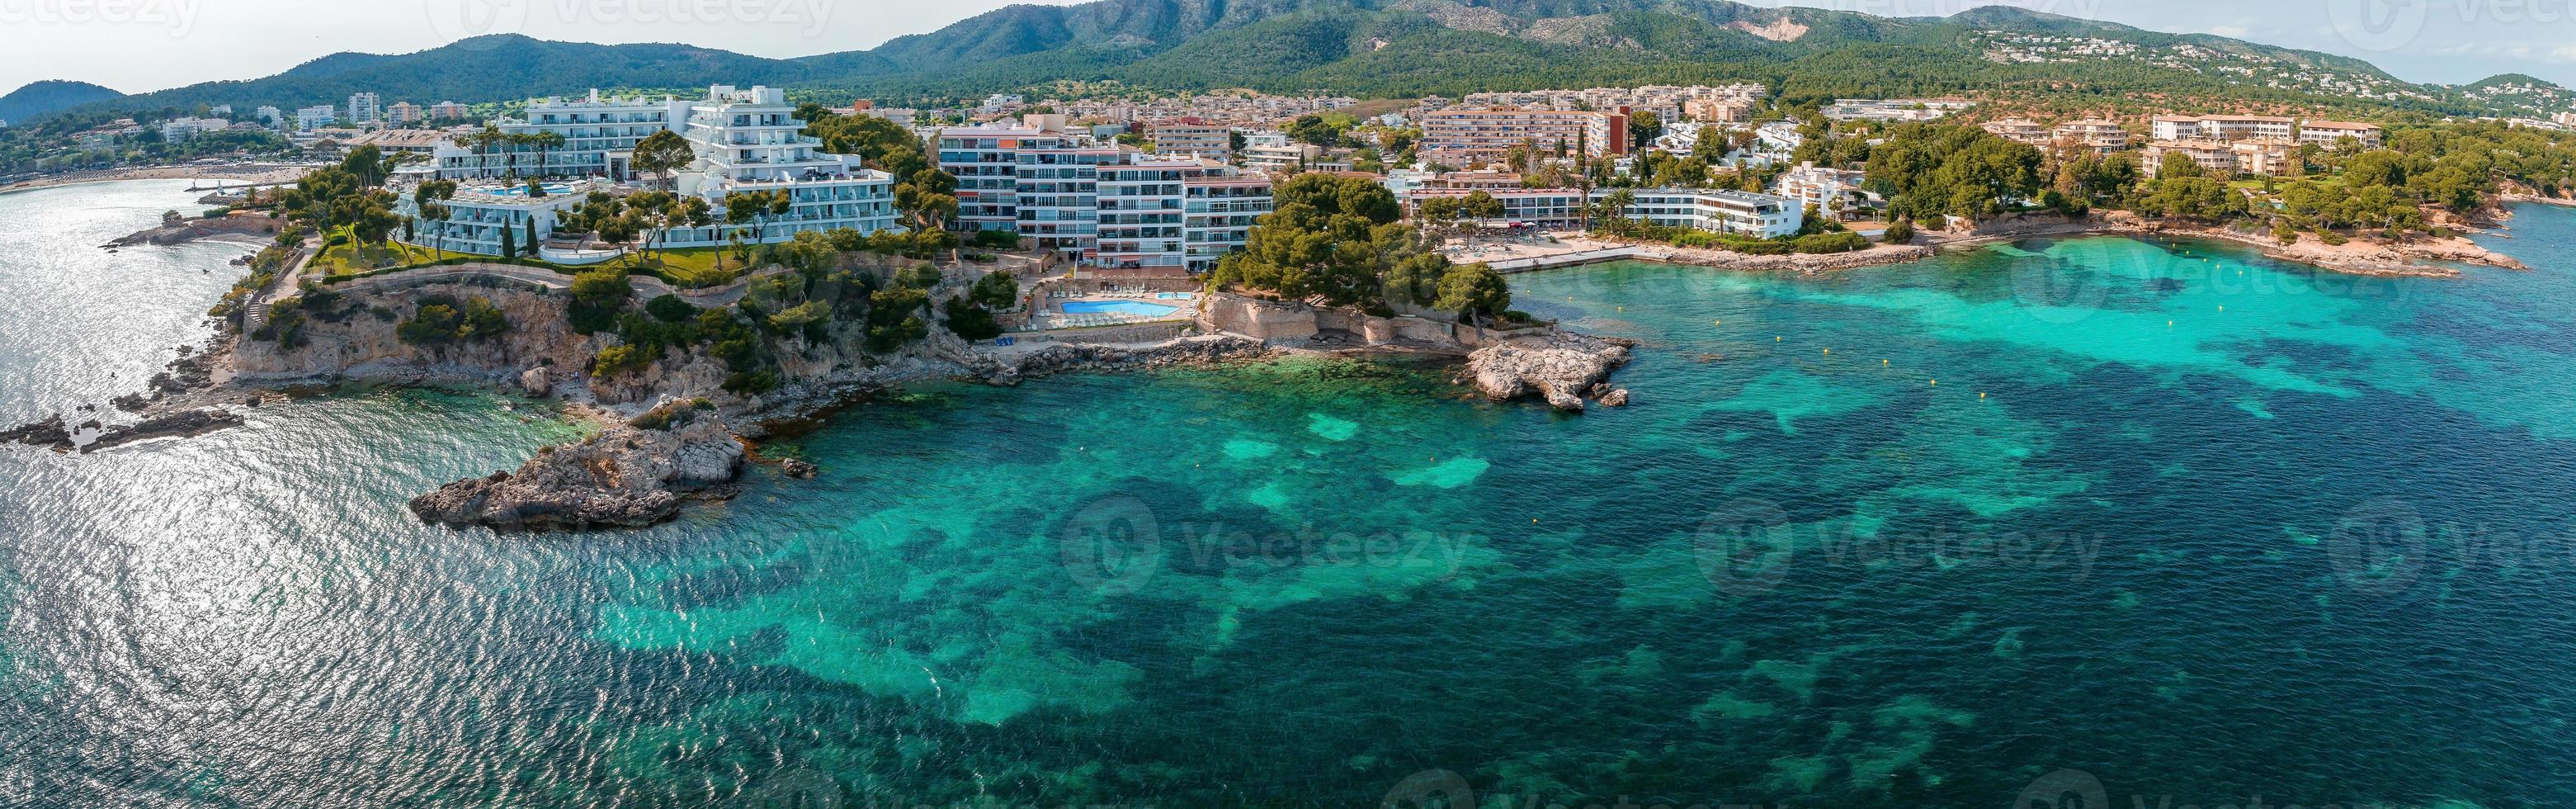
[6,182,2576,807]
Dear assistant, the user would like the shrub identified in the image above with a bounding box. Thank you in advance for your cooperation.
[1790,232,1870,254]
[944,298,1003,340]
[1882,219,1917,244]
[645,294,697,323]
[592,343,649,376]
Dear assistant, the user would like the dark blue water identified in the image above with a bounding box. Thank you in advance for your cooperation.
[4,181,2575,807]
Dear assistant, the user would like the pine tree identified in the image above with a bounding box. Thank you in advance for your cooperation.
[500,220,515,259]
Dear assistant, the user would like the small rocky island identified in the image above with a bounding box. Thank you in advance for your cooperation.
[408,401,745,531]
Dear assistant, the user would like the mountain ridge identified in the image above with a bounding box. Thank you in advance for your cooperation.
[26,0,2569,123]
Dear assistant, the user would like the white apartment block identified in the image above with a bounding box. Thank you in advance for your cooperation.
[158,116,224,142]
[347,92,380,126]
[2143,140,2239,176]
[1401,187,1590,228]
[1980,117,2050,146]
[938,123,1075,233]
[2051,119,2130,154]
[1772,162,1876,218]
[2298,121,2385,148]
[1185,177,1272,272]
[1821,98,1974,122]
[295,106,336,130]
[432,89,692,180]
[665,85,898,248]
[1240,143,1323,173]
[1593,187,1804,239]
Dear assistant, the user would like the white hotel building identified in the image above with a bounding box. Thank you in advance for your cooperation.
[1592,187,1805,239]
[400,85,894,262]
[432,90,694,180]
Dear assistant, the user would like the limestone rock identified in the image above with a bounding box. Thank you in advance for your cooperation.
[781,458,819,479]
[520,367,552,397]
[1598,388,1630,407]
[408,408,743,531]
[1461,334,1635,412]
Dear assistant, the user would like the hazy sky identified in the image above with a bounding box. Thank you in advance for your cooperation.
[2,0,2569,97]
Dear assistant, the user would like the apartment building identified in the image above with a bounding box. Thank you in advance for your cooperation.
[938,120,1270,270]
[2298,121,2385,148]
[1421,107,1629,165]
[295,106,336,131]
[2229,138,2298,176]
[347,92,380,126]
[1685,97,1757,123]
[2198,115,2295,141]
[1401,187,1590,227]
[666,84,898,247]
[432,90,693,180]
[1240,142,1323,173]
[427,102,471,120]
[937,121,1076,233]
[1772,162,1875,218]
[2051,119,2130,154]
[1981,117,2051,146]
[1593,187,1804,239]
[2143,140,2239,176]
[1144,117,1232,162]
[1820,98,1974,122]
[385,102,423,125]
[1184,177,1273,272]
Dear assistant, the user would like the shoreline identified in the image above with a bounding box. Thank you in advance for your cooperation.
[0,163,311,196]
[1472,211,2522,280]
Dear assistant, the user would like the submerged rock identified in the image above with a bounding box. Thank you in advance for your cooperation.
[408,405,743,531]
[1461,334,1636,411]
[780,458,819,479]
[83,408,244,452]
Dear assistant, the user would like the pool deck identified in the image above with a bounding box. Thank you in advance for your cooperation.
[1031,288,1201,330]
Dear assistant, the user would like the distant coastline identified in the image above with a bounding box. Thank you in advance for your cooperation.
[0,163,308,196]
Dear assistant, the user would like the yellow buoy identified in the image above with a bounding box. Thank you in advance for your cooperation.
[2168,320,2174,327]
[1776,336,1782,343]
[1822,348,1830,355]
[1883,359,1890,366]
[2218,305,2225,312]
[1929,379,1937,386]
[1980,392,1988,400]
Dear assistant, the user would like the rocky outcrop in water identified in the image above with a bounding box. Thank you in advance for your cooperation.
[1461,334,1636,411]
[2,408,244,452]
[408,404,743,531]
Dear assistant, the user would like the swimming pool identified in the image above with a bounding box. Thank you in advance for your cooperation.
[1062,300,1180,317]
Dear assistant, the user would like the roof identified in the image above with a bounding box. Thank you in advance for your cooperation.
[2301,121,2382,130]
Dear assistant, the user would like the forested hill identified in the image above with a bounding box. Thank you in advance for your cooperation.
[0,81,124,123]
[40,0,2575,123]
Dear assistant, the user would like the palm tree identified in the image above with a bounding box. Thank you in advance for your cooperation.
[530,131,564,178]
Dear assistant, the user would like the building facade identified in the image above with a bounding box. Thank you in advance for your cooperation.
[432,90,692,181]
[1421,107,1629,165]
[1594,188,1804,238]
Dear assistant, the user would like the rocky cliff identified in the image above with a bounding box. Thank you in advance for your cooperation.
[408,404,743,531]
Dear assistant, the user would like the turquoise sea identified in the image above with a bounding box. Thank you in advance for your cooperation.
[4,180,2575,807]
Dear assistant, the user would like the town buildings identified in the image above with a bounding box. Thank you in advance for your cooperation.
[2298,121,2385,148]
[1239,143,1323,173]
[1772,162,1876,219]
[385,102,423,125]
[1981,117,2050,145]
[1420,107,1630,165]
[427,101,471,121]
[2051,119,2130,155]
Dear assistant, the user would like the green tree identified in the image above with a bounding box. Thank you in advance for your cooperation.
[630,129,696,188]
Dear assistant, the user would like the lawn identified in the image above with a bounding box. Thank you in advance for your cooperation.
[309,239,464,277]
[620,247,742,288]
